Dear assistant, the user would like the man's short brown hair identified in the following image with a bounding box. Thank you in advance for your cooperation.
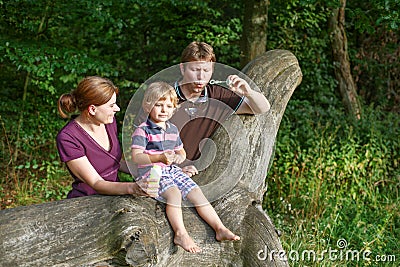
[180,41,216,63]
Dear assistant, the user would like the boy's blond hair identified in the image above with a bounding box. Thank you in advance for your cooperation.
[142,82,178,112]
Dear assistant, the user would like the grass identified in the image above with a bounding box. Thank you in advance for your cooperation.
[0,156,71,209]
[264,101,399,266]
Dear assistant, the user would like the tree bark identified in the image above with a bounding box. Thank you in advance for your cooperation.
[240,0,268,69]
[0,49,302,267]
[329,0,362,119]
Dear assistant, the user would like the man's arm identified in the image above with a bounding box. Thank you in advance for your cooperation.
[236,90,270,114]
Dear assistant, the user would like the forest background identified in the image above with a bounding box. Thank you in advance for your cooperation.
[0,0,399,266]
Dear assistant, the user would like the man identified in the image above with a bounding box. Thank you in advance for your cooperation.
[169,41,270,176]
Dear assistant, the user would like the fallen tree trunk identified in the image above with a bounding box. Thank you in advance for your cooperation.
[0,49,302,267]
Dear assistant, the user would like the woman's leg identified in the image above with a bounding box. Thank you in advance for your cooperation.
[186,187,240,241]
[162,186,201,253]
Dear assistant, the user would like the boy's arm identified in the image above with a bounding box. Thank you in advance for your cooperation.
[131,128,170,165]
[132,148,171,165]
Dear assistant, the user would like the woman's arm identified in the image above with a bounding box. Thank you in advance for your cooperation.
[66,156,146,196]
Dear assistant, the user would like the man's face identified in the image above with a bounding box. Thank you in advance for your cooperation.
[180,61,214,93]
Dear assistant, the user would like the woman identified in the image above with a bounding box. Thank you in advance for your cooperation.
[56,76,156,198]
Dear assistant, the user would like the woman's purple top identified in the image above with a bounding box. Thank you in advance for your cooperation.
[56,117,121,198]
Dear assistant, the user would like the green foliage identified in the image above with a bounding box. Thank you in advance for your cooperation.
[346,1,400,110]
[3,156,71,208]
[267,0,399,111]
[347,0,400,33]
[268,0,339,105]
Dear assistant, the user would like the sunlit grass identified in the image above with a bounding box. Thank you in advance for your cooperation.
[0,161,71,209]
[265,102,399,267]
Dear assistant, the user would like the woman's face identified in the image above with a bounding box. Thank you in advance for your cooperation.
[92,92,120,124]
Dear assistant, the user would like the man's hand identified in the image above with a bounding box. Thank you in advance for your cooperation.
[227,75,253,97]
[229,74,271,115]
[159,151,175,165]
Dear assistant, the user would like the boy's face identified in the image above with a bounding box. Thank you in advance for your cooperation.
[149,97,175,124]
[180,61,214,93]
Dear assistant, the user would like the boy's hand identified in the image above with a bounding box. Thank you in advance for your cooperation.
[173,154,185,164]
[158,151,174,165]
[163,151,176,165]
[181,165,198,177]
[161,151,186,165]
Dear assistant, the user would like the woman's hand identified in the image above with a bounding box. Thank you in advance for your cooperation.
[129,182,148,196]
[135,176,160,197]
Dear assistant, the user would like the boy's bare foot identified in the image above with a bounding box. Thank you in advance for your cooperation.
[174,232,202,253]
[216,227,240,241]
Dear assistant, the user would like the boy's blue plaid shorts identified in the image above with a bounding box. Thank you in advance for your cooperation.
[145,165,198,201]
